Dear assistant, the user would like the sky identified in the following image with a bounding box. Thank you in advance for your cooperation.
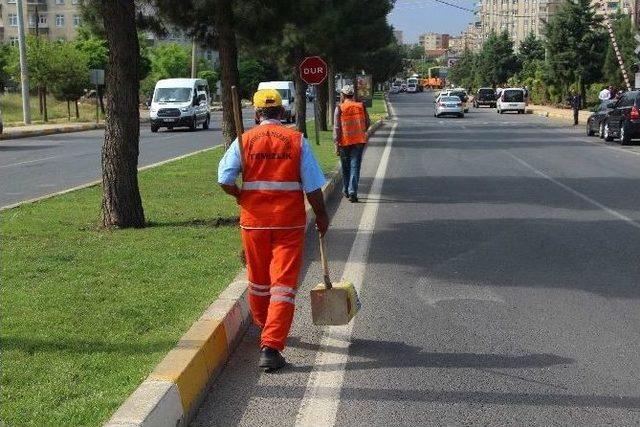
[388,0,478,44]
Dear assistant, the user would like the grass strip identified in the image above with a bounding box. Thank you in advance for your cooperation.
[1,94,383,426]
[1,93,98,126]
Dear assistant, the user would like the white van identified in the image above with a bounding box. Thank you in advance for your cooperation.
[150,78,211,132]
[257,81,296,123]
[497,88,526,114]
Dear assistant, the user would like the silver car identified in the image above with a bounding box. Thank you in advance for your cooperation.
[434,96,464,118]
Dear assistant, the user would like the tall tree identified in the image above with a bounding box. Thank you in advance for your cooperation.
[544,0,606,101]
[518,32,545,64]
[475,31,519,87]
[100,0,145,228]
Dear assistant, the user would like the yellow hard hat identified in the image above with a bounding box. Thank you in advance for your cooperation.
[253,89,282,108]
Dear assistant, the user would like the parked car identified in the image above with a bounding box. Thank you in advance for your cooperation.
[400,83,408,92]
[389,84,401,94]
[407,82,418,93]
[601,90,640,145]
[434,95,464,118]
[497,88,526,114]
[586,102,613,138]
[450,89,469,112]
[257,81,296,123]
[149,78,211,133]
[474,88,497,108]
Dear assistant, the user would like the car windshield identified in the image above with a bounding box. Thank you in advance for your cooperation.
[503,90,524,102]
[276,89,291,100]
[478,89,494,95]
[441,97,460,102]
[154,87,192,103]
[450,91,466,99]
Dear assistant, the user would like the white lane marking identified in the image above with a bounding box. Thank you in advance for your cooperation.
[417,277,504,306]
[294,122,397,427]
[504,150,640,231]
[0,155,61,169]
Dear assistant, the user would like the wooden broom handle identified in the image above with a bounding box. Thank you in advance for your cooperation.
[318,233,333,289]
[231,86,244,169]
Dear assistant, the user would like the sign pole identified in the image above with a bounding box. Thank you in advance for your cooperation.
[313,85,320,145]
[96,82,100,124]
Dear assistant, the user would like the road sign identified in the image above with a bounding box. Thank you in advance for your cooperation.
[299,56,328,86]
[90,69,105,86]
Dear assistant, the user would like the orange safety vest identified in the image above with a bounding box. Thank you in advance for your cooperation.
[339,100,368,146]
[239,124,306,229]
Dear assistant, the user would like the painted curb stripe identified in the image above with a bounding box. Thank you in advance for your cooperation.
[105,119,386,427]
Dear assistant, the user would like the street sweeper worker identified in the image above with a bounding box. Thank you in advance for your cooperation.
[218,88,328,371]
[334,84,370,203]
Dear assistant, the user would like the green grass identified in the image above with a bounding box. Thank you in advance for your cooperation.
[369,92,387,122]
[1,93,97,126]
[0,95,386,426]
[1,149,244,426]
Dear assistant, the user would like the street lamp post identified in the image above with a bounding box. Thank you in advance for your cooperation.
[16,0,31,125]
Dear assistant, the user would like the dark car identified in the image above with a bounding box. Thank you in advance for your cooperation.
[474,88,497,108]
[586,102,612,138]
[601,91,640,145]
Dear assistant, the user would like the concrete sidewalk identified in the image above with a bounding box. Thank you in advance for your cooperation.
[527,104,592,124]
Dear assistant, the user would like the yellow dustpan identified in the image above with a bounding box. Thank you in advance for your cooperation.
[310,233,361,325]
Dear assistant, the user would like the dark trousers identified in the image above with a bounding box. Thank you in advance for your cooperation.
[339,143,365,197]
[573,109,579,125]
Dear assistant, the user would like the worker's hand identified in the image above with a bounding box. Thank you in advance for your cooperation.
[315,212,329,237]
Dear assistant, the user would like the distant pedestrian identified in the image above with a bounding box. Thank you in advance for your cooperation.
[570,91,582,126]
[334,85,370,203]
[599,86,612,105]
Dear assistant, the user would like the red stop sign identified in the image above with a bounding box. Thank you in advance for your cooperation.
[300,56,328,85]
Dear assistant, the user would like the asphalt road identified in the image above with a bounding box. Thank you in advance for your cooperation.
[192,91,640,426]
[0,106,315,208]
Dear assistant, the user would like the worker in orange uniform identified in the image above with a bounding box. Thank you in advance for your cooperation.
[333,85,370,203]
[218,89,329,372]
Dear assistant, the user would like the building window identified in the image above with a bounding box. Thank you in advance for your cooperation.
[10,37,19,46]
[73,15,80,27]
[55,14,65,27]
[28,14,37,27]
[8,0,16,3]
[40,14,47,25]
[8,14,18,26]
[56,0,65,4]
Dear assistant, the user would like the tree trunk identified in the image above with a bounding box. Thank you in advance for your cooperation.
[38,87,44,116]
[100,0,145,228]
[317,79,328,131]
[75,100,79,119]
[328,64,335,127]
[67,100,71,121]
[292,59,307,136]
[98,85,105,114]
[213,0,240,148]
[43,88,48,122]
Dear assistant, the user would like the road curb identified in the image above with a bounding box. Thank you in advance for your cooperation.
[104,119,387,427]
[0,123,105,141]
[0,117,151,141]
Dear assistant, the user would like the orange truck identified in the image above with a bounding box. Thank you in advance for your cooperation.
[422,77,444,89]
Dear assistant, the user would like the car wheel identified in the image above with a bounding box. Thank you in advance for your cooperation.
[587,122,595,136]
[459,113,464,118]
[499,109,504,114]
[189,115,197,131]
[151,124,159,133]
[464,108,469,113]
[599,122,605,139]
[203,114,210,130]
[604,122,614,142]
[620,121,631,145]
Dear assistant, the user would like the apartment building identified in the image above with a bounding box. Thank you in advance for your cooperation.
[393,30,403,45]
[592,0,633,17]
[475,0,562,50]
[448,36,465,54]
[0,0,83,44]
[419,32,450,51]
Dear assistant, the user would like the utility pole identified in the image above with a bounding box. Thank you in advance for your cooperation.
[16,0,31,125]
[191,38,197,78]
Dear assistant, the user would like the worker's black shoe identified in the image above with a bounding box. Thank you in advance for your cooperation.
[349,194,358,203]
[259,346,286,372]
